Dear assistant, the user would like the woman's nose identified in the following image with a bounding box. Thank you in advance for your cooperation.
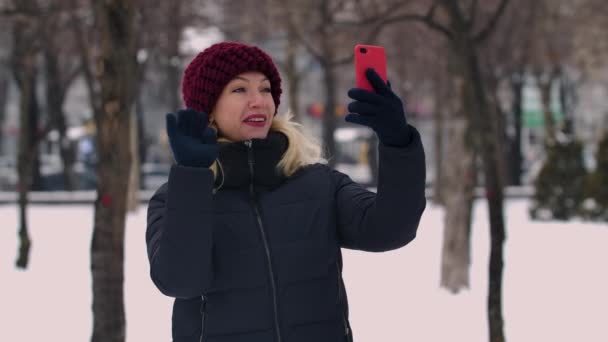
[249,91,265,107]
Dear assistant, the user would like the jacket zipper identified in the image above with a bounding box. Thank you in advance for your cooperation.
[336,261,350,338]
[199,296,206,342]
[245,140,283,342]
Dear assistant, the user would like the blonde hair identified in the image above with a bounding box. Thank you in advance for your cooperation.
[209,111,326,182]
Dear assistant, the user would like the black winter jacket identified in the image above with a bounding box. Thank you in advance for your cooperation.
[146,128,426,342]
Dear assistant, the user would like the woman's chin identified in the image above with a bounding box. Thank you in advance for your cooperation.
[242,128,270,140]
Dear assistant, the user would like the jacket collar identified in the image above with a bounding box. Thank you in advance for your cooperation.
[215,131,288,190]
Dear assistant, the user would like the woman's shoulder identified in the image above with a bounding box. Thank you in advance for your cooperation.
[292,162,331,177]
[287,163,351,190]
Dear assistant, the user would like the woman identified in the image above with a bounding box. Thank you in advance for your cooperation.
[146,41,426,342]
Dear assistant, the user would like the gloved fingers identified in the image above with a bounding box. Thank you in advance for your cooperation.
[365,68,391,95]
[195,144,219,160]
[191,110,207,138]
[201,126,217,144]
[166,113,178,139]
[347,87,385,105]
[345,113,376,128]
[347,101,380,116]
[176,109,195,134]
[178,108,209,138]
[195,110,211,136]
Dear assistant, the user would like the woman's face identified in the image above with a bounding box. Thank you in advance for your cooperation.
[210,71,276,141]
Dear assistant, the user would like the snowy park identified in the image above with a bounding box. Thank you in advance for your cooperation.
[1,199,607,342]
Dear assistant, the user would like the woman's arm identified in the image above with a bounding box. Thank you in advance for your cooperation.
[146,164,215,298]
[334,126,426,252]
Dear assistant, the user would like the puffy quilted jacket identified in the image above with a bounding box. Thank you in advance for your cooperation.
[146,128,426,342]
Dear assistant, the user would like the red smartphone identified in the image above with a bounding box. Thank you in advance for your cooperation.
[354,44,387,92]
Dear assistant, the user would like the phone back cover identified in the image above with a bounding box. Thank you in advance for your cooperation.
[355,45,387,92]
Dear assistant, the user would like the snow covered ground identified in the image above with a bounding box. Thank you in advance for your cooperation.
[1,199,606,342]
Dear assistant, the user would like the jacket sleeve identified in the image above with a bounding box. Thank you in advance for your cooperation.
[333,125,426,252]
[146,164,215,298]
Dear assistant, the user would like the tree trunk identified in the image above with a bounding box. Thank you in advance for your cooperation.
[438,2,508,340]
[11,6,39,269]
[0,72,8,155]
[433,67,446,205]
[166,0,182,111]
[559,73,576,136]
[321,60,338,166]
[440,116,475,292]
[488,80,510,190]
[90,1,136,341]
[440,55,475,291]
[319,1,338,166]
[15,64,37,269]
[538,72,556,145]
[136,93,146,187]
[127,111,139,212]
[284,21,301,121]
[467,43,507,342]
[509,73,524,186]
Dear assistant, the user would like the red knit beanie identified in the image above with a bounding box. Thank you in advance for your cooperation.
[182,42,282,115]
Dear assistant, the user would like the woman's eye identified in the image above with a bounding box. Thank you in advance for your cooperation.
[261,87,272,93]
[232,87,246,93]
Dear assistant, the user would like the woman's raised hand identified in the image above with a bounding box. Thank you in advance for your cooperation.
[165,108,218,168]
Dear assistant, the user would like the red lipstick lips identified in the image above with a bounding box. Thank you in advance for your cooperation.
[243,114,267,127]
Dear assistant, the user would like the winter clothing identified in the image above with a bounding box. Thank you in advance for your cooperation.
[146,128,426,342]
[166,109,218,168]
[214,131,288,190]
[181,42,283,114]
[346,68,411,147]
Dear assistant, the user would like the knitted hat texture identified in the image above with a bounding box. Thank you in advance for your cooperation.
[181,42,282,114]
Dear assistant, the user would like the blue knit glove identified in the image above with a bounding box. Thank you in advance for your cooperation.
[165,108,218,168]
[346,68,411,147]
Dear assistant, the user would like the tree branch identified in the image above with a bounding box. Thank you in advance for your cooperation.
[383,10,453,40]
[467,0,479,29]
[291,24,322,61]
[68,0,101,116]
[0,4,69,18]
[334,1,406,27]
[474,0,510,43]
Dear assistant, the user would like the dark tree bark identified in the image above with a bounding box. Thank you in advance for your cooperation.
[90,0,136,340]
[319,20,338,165]
[284,21,302,121]
[0,73,8,155]
[10,0,41,269]
[428,1,510,341]
[433,61,448,205]
[536,68,559,145]
[509,72,524,186]
[440,48,476,292]
[165,0,182,111]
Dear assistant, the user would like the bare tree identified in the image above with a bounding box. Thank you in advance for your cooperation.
[385,1,510,341]
[480,0,536,186]
[9,0,42,269]
[69,0,139,340]
[0,64,8,156]
[437,2,510,341]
